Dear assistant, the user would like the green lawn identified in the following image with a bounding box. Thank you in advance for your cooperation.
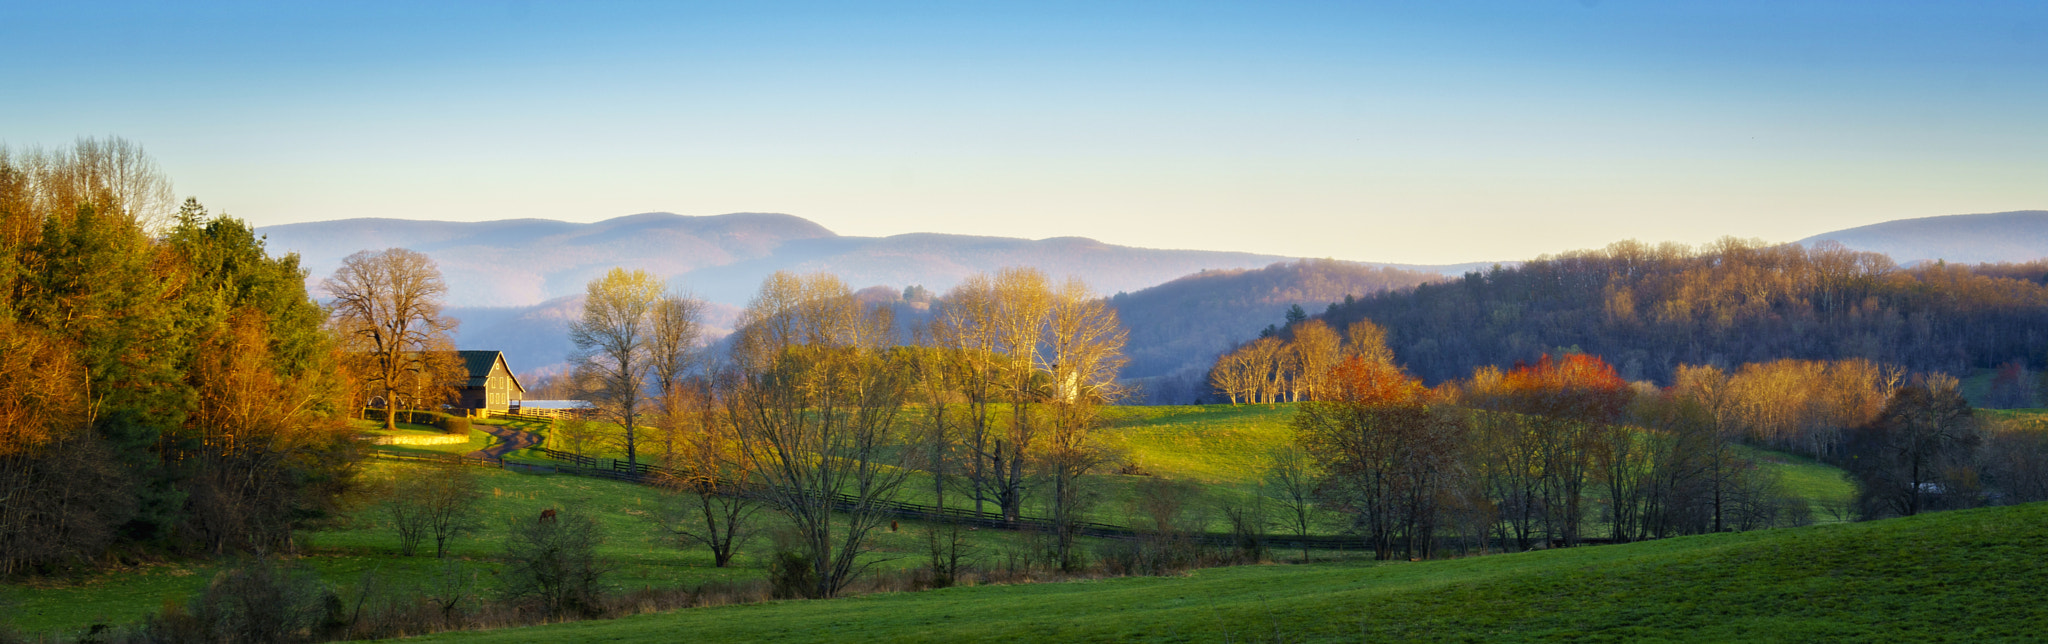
[399,501,2048,643]
[0,457,1092,636]
[2,404,1873,636]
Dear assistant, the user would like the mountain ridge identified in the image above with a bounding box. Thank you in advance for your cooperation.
[1795,210,2048,265]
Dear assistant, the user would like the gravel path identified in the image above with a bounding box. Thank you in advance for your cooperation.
[467,423,541,459]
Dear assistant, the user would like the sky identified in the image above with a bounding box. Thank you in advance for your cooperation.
[3,1,2045,265]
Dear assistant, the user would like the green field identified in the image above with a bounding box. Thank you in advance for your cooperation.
[0,456,1070,635]
[398,501,2048,643]
[0,404,1870,637]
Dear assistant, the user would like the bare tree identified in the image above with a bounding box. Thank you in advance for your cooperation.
[933,274,1004,515]
[1040,277,1126,568]
[1263,445,1321,563]
[991,268,1052,522]
[326,248,459,431]
[569,268,666,469]
[724,272,913,598]
[654,382,759,568]
[1290,320,1342,401]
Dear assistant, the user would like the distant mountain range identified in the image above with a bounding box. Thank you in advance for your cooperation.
[258,212,1478,309]
[255,212,1481,376]
[1797,210,2048,265]
[257,209,2044,382]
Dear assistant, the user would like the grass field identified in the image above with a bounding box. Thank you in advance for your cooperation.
[0,404,1867,636]
[0,456,1079,635]
[398,501,2048,643]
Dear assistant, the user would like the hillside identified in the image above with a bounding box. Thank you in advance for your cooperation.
[1108,259,1444,392]
[395,502,2048,642]
[1320,238,2048,384]
[1797,210,2048,265]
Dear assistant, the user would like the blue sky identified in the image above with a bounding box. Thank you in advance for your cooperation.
[3,1,2044,263]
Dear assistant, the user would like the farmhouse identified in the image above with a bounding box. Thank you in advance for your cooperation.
[453,350,525,415]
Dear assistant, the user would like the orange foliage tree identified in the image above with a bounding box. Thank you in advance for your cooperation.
[1295,356,1468,559]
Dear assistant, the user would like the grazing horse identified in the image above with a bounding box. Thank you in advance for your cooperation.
[540,508,557,524]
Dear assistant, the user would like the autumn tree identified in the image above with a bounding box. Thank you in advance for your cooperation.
[653,380,759,568]
[1290,320,1342,401]
[3,140,360,568]
[646,290,708,465]
[990,267,1052,521]
[1494,354,1632,547]
[569,268,688,469]
[327,248,459,430]
[1296,355,1468,560]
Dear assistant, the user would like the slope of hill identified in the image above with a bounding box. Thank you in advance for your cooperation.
[396,501,2048,643]
[1798,210,2048,265]
[1108,259,1444,391]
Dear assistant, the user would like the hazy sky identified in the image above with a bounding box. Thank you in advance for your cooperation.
[4,1,2044,264]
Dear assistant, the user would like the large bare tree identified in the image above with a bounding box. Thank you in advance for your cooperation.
[326,248,458,431]
[724,271,911,598]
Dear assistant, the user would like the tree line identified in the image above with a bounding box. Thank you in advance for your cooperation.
[1314,237,2048,386]
[1226,330,2048,560]
[1,139,360,574]
[523,266,1128,598]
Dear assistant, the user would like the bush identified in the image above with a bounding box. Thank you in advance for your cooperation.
[767,551,817,599]
[439,414,470,435]
[501,508,609,617]
[144,557,339,644]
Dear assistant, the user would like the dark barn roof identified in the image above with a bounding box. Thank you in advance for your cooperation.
[455,350,524,392]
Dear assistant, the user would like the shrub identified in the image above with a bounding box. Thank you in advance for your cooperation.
[439,414,470,435]
[144,557,339,644]
[767,551,817,599]
[501,508,610,617]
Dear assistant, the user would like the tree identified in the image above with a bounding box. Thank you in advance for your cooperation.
[724,271,912,598]
[1039,277,1127,568]
[1296,355,1467,560]
[569,268,666,469]
[1290,320,1342,401]
[1262,445,1321,563]
[647,291,707,430]
[933,273,1004,515]
[1496,354,1632,547]
[991,267,1053,522]
[653,386,759,568]
[1845,377,1981,518]
[326,248,458,431]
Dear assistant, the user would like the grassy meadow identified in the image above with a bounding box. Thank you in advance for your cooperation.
[0,403,1879,637]
[397,500,2048,643]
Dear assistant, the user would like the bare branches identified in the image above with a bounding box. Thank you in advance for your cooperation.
[326,248,457,430]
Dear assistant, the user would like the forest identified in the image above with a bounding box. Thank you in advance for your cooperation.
[0,140,360,575]
[1308,238,2048,385]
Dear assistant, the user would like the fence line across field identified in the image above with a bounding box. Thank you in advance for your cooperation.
[370,449,1608,551]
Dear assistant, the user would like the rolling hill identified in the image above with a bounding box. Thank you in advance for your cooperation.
[1109,259,1446,392]
[1797,210,2048,265]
